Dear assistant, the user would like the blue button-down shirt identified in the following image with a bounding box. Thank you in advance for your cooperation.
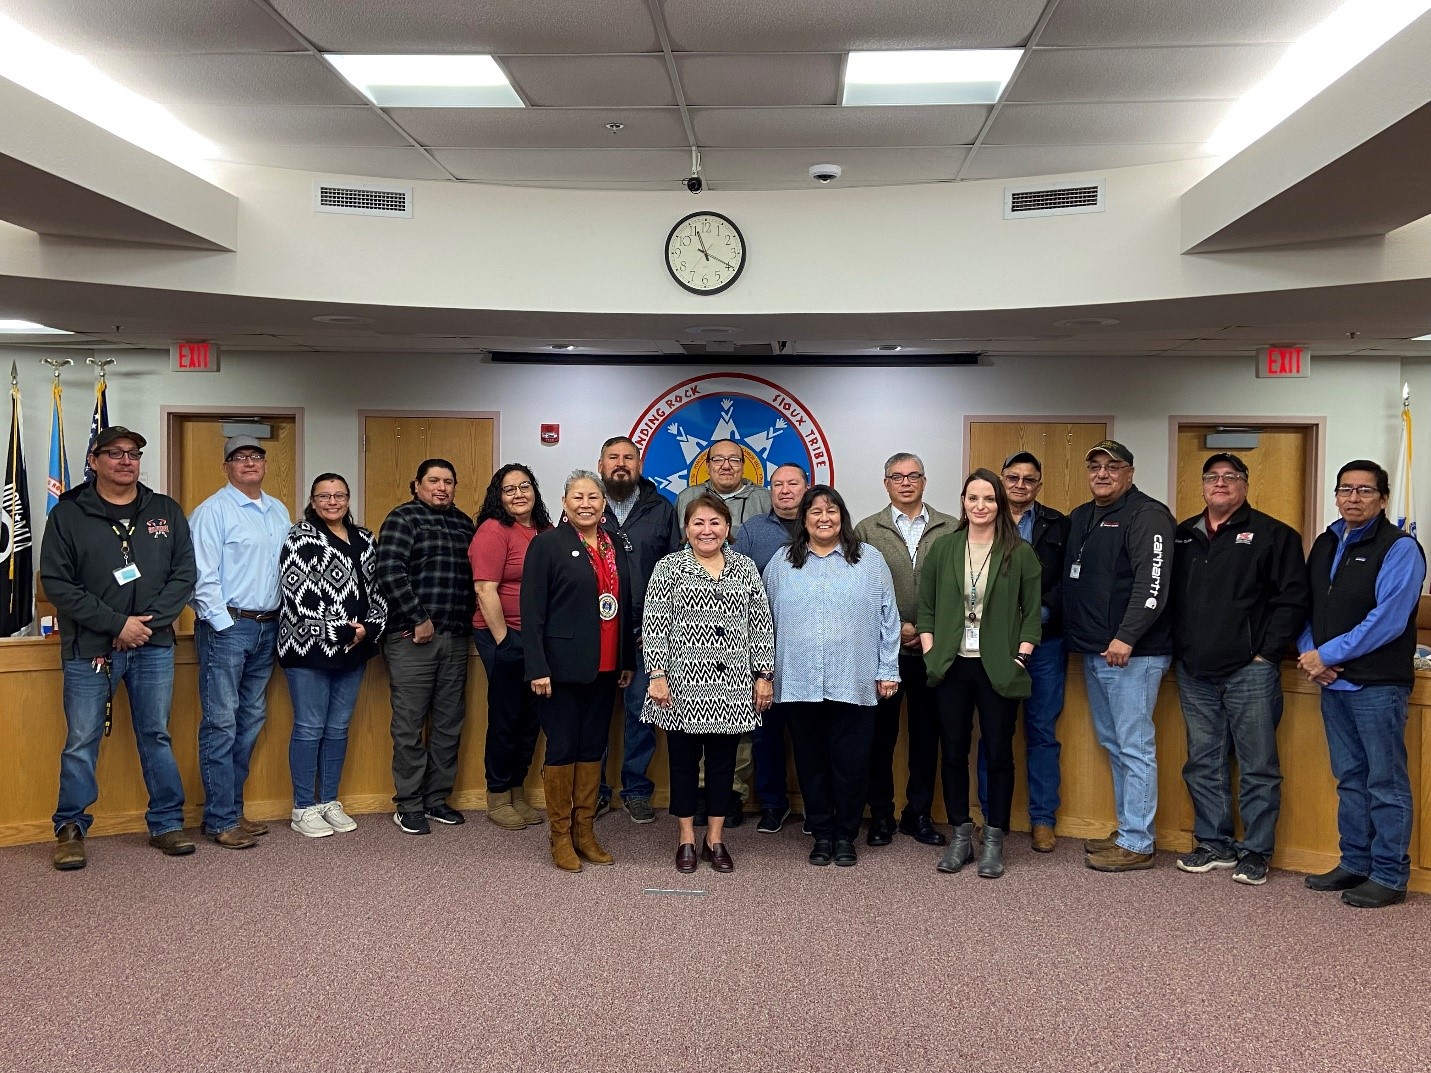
[189,483,291,630]
[762,542,901,706]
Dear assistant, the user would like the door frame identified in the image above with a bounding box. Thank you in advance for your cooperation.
[1167,415,1325,548]
[357,409,501,525]
[160,405,305,502]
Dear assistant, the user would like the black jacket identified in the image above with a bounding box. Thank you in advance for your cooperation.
[1171,503,1309,677]
[40,481,197,660]
[601,477,680,619]
[1062,485,1175,656]
[520,522,636,683]
[1027,502,1070,639]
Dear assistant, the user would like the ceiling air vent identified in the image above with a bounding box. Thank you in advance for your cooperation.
[1004,179,1104,220]
[313,182,412,218]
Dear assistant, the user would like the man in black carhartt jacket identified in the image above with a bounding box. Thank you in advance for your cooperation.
[1170,453,1308,887]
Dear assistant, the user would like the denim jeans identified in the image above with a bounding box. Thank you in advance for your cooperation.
[753,703,790,810]
[1082,653,1170,854]
[197,617,278,833]
[1320,684,1413,889]
[1177,658,1283,858]
[55,645,185,836]
[980,636,1066,827]
[284,665,366,809]
[600,661,656,802]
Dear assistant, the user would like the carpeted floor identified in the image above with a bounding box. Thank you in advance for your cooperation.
[3,813,1427,1073]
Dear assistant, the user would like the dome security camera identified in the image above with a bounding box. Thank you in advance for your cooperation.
[809,163,842,183]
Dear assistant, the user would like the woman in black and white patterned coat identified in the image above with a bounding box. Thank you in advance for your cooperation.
[643,494,775,875]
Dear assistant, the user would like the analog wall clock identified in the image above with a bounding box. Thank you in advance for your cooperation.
[665,212,746,295]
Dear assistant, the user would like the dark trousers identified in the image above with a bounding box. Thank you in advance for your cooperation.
[787,700,876,842]
[385,630,470,813]
[474,628,542,792]
[752,703,790,809]
[667,730,740,819]
[936,657,1017,831]
[868,649,941,821]
[540,672,619,765]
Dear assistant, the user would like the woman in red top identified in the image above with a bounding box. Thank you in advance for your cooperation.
[470,464,554,831]
[520,470,635,872]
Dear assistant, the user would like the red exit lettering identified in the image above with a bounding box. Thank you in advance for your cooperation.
[178,342,209,369]
[1257,346,1309,379]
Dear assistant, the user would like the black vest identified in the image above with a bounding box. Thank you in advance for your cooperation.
[1307,514,1421,687]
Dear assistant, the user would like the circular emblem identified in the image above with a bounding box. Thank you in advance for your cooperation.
[598,593,619,620]
[629,373,833,504]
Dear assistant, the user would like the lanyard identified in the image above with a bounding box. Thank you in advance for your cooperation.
[110,519,136,565]
[965,539,994,623]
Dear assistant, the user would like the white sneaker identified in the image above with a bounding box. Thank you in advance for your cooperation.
[290,805,335,838]
[319,799,358,833]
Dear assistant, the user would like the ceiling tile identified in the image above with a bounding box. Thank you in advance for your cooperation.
[390,107,688,148]
[1008,45,1286,103]
[501,55,676,107]
[430,148,690,182]
[985,101,1231,145]
[0,0,300,52]
[662,0,1047,52]
[700,147,969,183]
[167,104,413,146]
[212,146,452,181]
[87,52,367,106]
[1039,0,1348,47]
[692,106,989,147]
[676,53,841,107]
[268,0,660,53]
[961,143,1213,179]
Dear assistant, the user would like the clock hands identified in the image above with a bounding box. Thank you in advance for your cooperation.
[694,230,712,261]
[706,250,737,271]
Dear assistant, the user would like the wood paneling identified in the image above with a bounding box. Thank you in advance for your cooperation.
[968,421,1109,514]
[362,416,494,530]
[1174,424,1311,535]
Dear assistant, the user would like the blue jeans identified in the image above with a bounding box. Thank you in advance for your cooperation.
[1082,653,1170,854]
[1320,684,1413,889]
[197,617,278,833]
[284,665,366,809]
[753,703,790,810]
[55,645,185,836]
[600,661,656,803]
[979,636,1066,827]
[1177,658,1283,857]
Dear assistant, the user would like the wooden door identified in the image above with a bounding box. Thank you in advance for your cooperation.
[1174,425,1313,537]
[967,420,1109,514]
[362,415,495,531]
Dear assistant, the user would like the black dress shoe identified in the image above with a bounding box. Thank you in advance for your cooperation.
[898,814,948,846]
[676,842,698,874]
[866,817,896,847]
[704,839,735,873]
[1304,865,1370,892]
[1341,879,1407,909]
[833,839,858,867]
[809,840,834,866]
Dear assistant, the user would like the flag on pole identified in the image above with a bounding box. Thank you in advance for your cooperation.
[46,376,70,513]
[2,363,35,636]
[82,373,109,483]
[1390,382,1417,539]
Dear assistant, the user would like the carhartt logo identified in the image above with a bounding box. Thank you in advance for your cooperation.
[146,518,170,537]
[1146,533,1164,609]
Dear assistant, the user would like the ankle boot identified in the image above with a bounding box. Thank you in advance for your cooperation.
[571,761,614,865]
[485,789,527,830]
[937,822,976,873]
[510,785,543,826]
[541,765,581,872]
[977,826,1006,878]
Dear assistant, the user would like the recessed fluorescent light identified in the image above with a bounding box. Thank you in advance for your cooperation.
[1206,0,1431,157]
[842,49,1021,106]
[0,319,72,334]
[326,55,523,108]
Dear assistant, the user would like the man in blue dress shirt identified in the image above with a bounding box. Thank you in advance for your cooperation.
[189,436,291,849]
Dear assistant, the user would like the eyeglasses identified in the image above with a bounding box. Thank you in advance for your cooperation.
[1201,473,1246,485]
[97,449,142,460]
[708,455,743,467]
[1334,485,1382,499]
[885,472,925,484]
[313,492,349,503]
[1086,462,1130,475]
[501,481,534,495]
[228,453,265,463]
[1002,474,1040,486]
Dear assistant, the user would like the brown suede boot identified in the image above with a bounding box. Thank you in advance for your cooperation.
[541,765,582,872]
[510,785,543,826]
[485,789,526,830]
[572,761,614,865]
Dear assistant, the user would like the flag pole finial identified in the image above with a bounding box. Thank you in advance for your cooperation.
[40,357,73,379]
[85,356,117,381]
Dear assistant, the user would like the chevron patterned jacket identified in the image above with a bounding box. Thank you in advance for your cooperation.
[278,521,388,669]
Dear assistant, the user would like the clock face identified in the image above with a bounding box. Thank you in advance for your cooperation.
[665,212,746,295]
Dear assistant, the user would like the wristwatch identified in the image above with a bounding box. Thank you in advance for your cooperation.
[753,671,774,682]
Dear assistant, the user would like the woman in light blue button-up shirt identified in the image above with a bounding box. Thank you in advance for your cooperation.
[762,485,901,867]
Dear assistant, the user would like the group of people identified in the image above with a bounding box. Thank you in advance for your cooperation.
[38,426,1425,909]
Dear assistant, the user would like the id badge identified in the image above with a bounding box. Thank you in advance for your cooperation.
[113,562,142,586]
[1069,563,1081,579]
[963,625,980,649]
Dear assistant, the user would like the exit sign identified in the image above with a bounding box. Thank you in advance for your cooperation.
[1256,345,1309,378]
[171,340,220,372]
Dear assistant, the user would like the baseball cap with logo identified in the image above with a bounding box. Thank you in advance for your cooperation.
[1202,452,1249,476]
[1085,439,1134,465]
[90,425,148,452]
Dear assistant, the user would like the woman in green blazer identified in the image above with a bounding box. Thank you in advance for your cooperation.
[917,468,1042,878]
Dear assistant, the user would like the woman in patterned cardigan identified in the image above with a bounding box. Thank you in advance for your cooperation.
[642,494,775,874]
[278,473,388,838]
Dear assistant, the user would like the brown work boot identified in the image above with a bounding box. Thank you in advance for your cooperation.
[149,830,196,856]
[510,785,543,826]
[238,816,269,837]
[541,765,582,872]
[1083,829,1120,853]
[571,761,614,865]
[1031,824,1056,853]
[1086,844,1155,872]
[485,790,527,830]
[208,827,257,850]
[54,823,86,871]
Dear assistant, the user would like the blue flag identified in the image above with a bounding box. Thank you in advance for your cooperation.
[2,363,34,635]
[82,376,109,484]
[46,378,70,513]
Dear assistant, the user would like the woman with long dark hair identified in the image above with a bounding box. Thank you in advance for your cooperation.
[470,464,553,830]
[762,485,900,868]
[279,473,388,837]
[918,468,1041,878]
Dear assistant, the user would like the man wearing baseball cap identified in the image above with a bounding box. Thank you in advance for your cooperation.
[188,435,291,848]
[1170,453,1308,886]
[1063,440,1176,872]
